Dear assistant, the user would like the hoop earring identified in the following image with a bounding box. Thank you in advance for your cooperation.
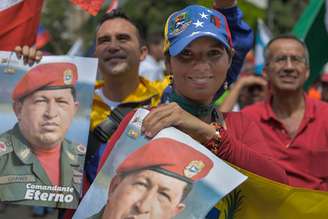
[169,74,173,86]
[224,81,228,90]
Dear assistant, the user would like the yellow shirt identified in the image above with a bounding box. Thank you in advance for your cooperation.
[90,77,169,131]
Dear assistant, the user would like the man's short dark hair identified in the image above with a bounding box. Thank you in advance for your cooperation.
[97,9,144,46]
[264,34,310,67]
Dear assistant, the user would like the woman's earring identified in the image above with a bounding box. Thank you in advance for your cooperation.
[224,81,228,90]
[169,74,173,86]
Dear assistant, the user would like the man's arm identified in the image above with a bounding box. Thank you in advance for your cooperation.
[219,75,267,112]
[213,0,254,98]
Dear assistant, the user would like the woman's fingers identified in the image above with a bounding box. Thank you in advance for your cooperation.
[143,104,178,137]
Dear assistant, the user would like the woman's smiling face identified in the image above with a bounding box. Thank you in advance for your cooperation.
[167,37,232,104]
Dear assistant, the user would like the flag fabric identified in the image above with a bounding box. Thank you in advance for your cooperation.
[292,0,328,89]
[106,0,119,13]
[0,0,43,51]
[67,38,84,56]
[244,0,268,9]
[70,0,105,16]
[211,166,328,219]
[254,19,271,75]
[35,25,50,49]
[325,0,328,33]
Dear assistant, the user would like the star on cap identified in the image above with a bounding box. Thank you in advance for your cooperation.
[193,20,204,28]
[199,12,209,19]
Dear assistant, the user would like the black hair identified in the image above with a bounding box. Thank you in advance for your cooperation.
[97,9,144,46]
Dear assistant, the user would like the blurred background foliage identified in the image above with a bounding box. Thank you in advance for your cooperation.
[40,0,308,55]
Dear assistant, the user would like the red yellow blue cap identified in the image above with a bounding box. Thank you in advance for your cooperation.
[163,5,232,56]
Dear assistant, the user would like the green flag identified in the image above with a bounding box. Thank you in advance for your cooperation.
[292,0,328,89]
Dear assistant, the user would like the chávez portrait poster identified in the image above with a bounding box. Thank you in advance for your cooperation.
[0,51,98,209]
[73,109,247,219]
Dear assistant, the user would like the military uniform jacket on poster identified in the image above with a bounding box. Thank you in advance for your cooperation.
[0,124,86,209]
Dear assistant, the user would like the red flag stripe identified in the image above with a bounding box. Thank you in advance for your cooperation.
[70,0,105,16]
[0,0,43,50]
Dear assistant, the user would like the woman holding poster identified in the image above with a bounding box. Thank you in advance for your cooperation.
[94,5,290,219]
[98,4,289,196]
[140,5,289,183]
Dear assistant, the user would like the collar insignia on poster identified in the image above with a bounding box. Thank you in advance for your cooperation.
[131,116,143,128]
[73,169,83,177]
[73,176,82,184]
[127,128,139,139]
[66,150,77,162]
[76,144,86,155]
[73,169,83,184]
[0,141,7,153]
[19,147,31,160]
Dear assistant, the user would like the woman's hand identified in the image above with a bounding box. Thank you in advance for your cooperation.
[14,45,42,65]
[142,102,216,143]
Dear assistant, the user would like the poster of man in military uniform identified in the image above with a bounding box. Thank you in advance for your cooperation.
[0,52,98,209]
[95,137,213,219]
[73,109,247,219]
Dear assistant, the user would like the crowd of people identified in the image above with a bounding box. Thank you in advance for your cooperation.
[1,0,328,218]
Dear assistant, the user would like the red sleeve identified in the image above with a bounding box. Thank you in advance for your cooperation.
[216,112,289,184]
[97,110,136,171]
